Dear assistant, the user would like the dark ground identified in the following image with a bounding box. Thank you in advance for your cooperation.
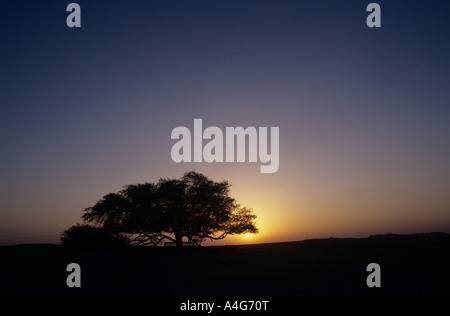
[0,233,449,296]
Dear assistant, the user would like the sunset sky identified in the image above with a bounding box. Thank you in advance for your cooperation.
[1,0,449,245]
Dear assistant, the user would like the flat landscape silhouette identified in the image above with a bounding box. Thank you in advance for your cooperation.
[1,233,449,296]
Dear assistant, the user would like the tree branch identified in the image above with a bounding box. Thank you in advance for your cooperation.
[130,233,177,246]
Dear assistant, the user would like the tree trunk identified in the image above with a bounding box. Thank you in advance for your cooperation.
[175,232,183,248]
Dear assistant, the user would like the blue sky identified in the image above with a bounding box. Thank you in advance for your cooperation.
[1,0,449,245]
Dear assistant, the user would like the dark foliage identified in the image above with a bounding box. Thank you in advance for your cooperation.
[61,224,129,248]
[72,171,258,247]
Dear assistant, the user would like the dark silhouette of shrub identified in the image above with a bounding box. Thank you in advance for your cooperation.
[61,224,129,248]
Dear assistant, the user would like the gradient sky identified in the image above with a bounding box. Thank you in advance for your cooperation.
[1,0,449,245]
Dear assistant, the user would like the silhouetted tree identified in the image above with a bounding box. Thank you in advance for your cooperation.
[61,224,129,248]
[81,171,258,247]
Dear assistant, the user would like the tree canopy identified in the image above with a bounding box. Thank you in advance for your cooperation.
[77,171,258,247]
[61,224,129,248]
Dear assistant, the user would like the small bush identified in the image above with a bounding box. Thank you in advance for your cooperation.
[61,224,129,248]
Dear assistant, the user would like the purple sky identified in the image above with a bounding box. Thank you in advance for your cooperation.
[1,0,449,245]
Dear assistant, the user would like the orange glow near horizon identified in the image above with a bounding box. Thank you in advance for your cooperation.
[204,161,450,246]
[1,163,449,247]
